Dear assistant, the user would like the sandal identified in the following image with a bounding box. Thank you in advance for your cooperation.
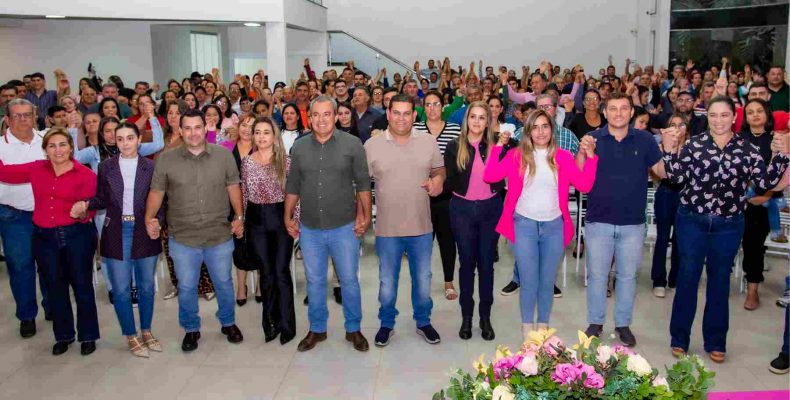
[671,347,686,358]
[444,287,458,300]
[709,351,726,364]
[141,332,163,352]
[128,336,150,358]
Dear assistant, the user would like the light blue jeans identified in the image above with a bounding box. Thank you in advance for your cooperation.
[513,214,565,324]
[584,222,646,327]
[169,238,236,332]
[300,222,362,333]
[375,233,434,329]
[105,221,157,336]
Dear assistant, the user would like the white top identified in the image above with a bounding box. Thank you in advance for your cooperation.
[282,129,299,155]
[119,155,139,215]
[515,148,562,221]
[0,129,46,211]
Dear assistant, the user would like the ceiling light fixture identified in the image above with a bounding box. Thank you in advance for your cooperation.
[45,15,66,19]
[244,22,261,27]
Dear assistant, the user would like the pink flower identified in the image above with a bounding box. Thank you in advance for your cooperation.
[574,361,597,378]
[493,354,524,379]
[583,372,605,389]
[613,345,635,356]
[551,363,581,386]
[543,336,565,356]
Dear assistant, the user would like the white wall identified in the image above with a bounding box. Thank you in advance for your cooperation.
[0,19,154,85]
[326,0,661,73]
[150,24,231,88]
[0,0,284,24]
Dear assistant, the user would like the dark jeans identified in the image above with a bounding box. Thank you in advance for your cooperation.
[246,202,295,336]
[0,205,49,321]
[741,204,769,284]
[431,195,457,283]
[670,206,744,353]
[449,195,502,319]
[783,305,789,356]
[651,185,680,288]
[33,223,99,343]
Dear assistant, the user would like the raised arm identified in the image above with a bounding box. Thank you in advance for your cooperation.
[139,117,165,156]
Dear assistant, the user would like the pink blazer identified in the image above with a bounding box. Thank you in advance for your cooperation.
[483,146,598,247]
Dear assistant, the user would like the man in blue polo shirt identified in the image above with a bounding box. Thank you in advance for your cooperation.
[576,92,669,347]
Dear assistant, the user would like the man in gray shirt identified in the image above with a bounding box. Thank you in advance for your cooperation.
[145,108,245,352]
[285,96,372,353]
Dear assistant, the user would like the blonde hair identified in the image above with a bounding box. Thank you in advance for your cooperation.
[456,101,495,171]
[518,110,558,179]
[252,117,288,188]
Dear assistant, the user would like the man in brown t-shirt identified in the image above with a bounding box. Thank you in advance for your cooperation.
[364,94,445,347]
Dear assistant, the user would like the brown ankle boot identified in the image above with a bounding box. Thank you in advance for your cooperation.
[744,283,760,310]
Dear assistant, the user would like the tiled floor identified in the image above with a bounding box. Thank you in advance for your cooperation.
[0,237,787,399]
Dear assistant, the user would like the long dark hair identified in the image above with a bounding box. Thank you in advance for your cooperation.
[280,103,304,133]
[335,101,359,137]
[98,97,121,119]
[201,104,223,131]
[214,94,235,119]
[98,116,121,160]
[740,98,775,135]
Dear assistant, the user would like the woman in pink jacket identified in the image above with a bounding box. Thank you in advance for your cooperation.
[484,110,598,338]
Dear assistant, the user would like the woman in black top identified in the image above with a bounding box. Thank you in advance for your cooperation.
[231,113,260,306]
[739,98,779,311]
[650,114,688,296]
[569,89,606,140]
[414,91,461,300]
[663,96,788,363]
[335,101,359,137]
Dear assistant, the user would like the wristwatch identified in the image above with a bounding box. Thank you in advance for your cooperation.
[234,215,244,221]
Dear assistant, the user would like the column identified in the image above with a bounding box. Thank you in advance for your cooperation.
[266,22,288,86]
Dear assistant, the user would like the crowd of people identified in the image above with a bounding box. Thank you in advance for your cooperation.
[0,56,789,375]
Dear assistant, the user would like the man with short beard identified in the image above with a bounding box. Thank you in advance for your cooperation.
[767,66,789,112]
[656,91,707,136]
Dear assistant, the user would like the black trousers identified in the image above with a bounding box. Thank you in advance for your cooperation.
[431,195,457,283]
[246,202,296,336]
[741,204,769,284]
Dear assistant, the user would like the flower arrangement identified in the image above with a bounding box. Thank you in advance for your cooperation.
[433,329,715,400]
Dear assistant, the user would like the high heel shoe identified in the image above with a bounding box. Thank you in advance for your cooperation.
[459,316,472,340]
[236,284,248,307]
[255,293,263,303]
[480,318,495,341]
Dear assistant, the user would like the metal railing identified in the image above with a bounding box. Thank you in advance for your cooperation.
[327,30,415,79]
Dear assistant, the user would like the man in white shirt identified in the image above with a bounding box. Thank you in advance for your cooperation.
[0,99,50,339]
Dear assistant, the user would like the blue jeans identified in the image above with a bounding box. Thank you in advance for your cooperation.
[169,238,235,332]
[449,195,503,319]
[300,222,362,333]
[0,205,48,321]
[670,206,744,353]
[513,214,564,324]
[767,197,786,234]
[375,233,433,329]
[585,222,646,327]
[104,221,157,336]
[33,223,99,342]
[651,185,680,288]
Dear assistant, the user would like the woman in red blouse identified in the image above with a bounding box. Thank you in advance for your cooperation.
[240,116,296,345]
[0,128,100,356]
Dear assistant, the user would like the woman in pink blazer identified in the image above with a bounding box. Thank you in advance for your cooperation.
[484,110,598,338]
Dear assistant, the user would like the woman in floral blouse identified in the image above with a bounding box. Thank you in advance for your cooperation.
[661,96,789,364]
[240,116,296,345]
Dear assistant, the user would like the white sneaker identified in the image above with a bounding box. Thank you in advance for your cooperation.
[653,287,666,298]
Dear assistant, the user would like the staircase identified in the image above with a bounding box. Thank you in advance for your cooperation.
[327,30,415,81]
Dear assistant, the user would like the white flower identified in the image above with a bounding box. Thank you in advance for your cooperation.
[596,345,615,365]
[567,348,577,360]
[492,385,515,400]
[626,354,653,376]
[517,354,539,376]
[653,376,669,388]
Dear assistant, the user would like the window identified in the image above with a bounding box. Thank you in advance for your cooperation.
[190,32,221,74]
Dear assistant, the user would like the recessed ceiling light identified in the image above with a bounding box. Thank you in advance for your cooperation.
[244,22,261,27]
[45,15,66,19]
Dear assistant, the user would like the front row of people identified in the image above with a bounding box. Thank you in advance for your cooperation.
[0,95,788,366]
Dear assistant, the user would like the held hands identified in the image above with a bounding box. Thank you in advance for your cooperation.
[660,127,681,153]
[579,135,597,159]
[146,218,161,239]
[771,131,789,155]
[69,201,88,219]
[353,214,370,238]
[231,218,244,239]
[421,177,442,197]
[285,217,300,239]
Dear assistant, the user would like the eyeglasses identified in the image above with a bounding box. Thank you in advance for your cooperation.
[669,123,688,129]
[538,104,555,110]
[424,102,442,108]
[583,97,600,102]
[9,112,34,120]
